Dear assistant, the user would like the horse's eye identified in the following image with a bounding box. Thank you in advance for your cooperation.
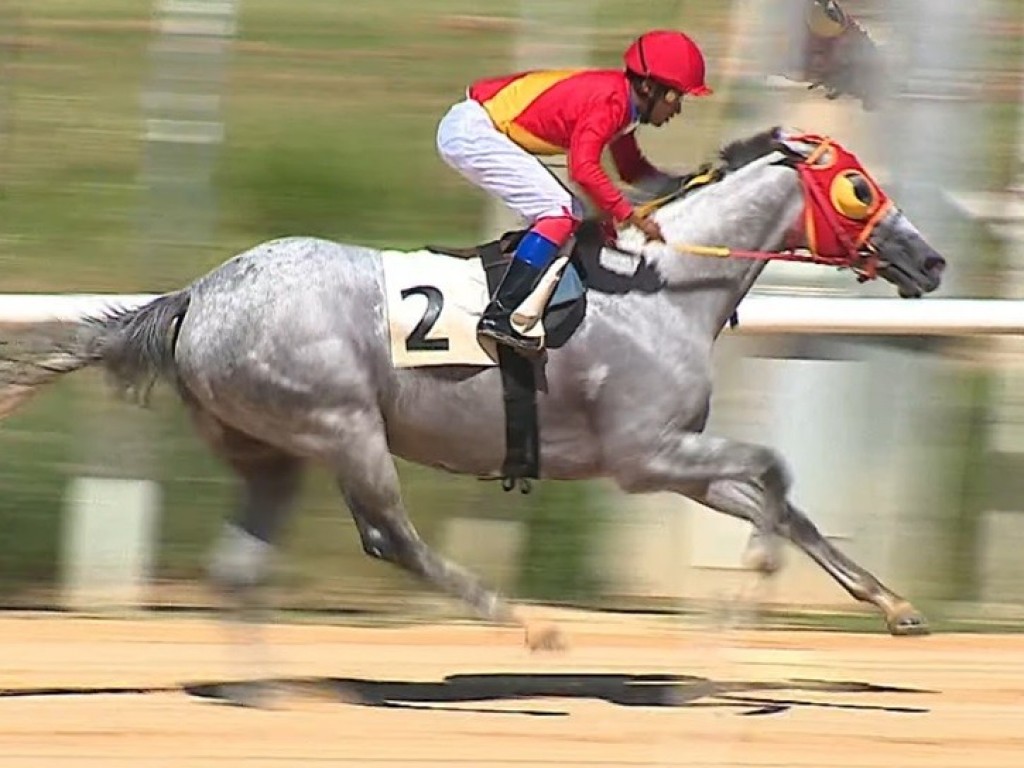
[830,170,876,220]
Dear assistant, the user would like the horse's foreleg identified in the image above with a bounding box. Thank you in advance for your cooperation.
[335,413,563,651]
[780,497,928,635]
[701,479,928,635]
[613,431,928,636]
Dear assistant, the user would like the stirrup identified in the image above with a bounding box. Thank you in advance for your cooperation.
[477,319,544,353]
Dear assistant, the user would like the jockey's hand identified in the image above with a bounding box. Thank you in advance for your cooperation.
[627,211,665,243]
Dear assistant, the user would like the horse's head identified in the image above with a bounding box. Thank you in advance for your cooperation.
[617,126,946,301]
[766,128,947,298]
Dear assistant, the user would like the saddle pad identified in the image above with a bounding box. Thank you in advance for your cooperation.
[381,249,499,368]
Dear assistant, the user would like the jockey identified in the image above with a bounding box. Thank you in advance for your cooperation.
[436,30,713,353]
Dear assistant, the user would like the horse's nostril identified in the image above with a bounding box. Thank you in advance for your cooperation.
[925,255,946,273]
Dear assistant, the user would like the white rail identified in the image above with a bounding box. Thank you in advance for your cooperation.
[0,294,158,325]
[726,295,1024,336]
[2,293,1024,336]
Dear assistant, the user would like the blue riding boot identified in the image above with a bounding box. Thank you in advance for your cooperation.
[477,230,559,353]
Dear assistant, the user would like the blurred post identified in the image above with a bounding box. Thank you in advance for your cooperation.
[62,0,238,612]
[961,1,1024,605]
[0,2,17,196]
[876,0,989,601]
[884,0,986,299]
[483,1,594,237]
[141,0,236,285]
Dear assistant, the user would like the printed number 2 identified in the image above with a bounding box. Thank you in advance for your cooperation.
[401,286,451,352]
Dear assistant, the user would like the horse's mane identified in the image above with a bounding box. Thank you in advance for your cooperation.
[638,126,790,257]
[718,126,783,172]
[648,126,787,235]
[646,126,785,216]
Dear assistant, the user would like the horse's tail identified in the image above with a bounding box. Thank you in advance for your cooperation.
[0,290,192,420]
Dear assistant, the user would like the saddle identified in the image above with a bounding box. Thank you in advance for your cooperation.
[426,219,606,350]
[419,222,598,492]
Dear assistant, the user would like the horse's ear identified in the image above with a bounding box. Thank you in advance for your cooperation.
[775,127,819,161]
[775,125,807,143]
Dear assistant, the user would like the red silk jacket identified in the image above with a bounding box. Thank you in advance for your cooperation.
[469,69,659,222]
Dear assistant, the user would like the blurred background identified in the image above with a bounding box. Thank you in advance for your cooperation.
[0,0,1022,630]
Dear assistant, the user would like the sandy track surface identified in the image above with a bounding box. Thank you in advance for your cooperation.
[1,612,1022,767]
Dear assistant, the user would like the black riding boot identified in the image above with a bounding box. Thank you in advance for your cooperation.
[477,258,546,353]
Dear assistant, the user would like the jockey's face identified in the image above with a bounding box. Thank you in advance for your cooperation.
[648,88,683,127]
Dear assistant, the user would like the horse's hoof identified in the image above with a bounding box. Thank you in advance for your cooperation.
[525,623,568,652]
[887,604,930,636]
[742,531,784,575]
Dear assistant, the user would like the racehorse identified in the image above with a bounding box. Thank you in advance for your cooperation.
[0,127,945,649]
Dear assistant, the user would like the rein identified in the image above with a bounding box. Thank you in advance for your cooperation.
[667,242,862,269]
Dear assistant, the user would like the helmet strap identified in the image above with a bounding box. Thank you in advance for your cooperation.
[634,78,667,124]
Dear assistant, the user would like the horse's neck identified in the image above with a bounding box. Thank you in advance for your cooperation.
[643,163,804,337]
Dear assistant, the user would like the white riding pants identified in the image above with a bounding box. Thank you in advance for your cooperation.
[435,98,584,226]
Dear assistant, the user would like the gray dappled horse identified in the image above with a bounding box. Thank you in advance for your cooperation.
[0,127,945,648]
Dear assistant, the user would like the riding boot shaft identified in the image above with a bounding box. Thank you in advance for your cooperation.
[477,229,564,353]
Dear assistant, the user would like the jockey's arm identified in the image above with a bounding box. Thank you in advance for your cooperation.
[609,133,680,200]
[567,111,637,224]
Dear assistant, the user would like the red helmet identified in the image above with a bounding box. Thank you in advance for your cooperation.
[623,30,712,97]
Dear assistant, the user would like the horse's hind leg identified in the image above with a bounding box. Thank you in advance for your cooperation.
[190,412,305,600]
[184,401,306,705]
[700,477,928,636]
[335,411,562,650]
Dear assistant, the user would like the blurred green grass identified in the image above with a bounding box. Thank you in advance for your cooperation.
[0,0,510,290]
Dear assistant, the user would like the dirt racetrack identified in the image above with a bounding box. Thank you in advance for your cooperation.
[1,610,1022,767]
